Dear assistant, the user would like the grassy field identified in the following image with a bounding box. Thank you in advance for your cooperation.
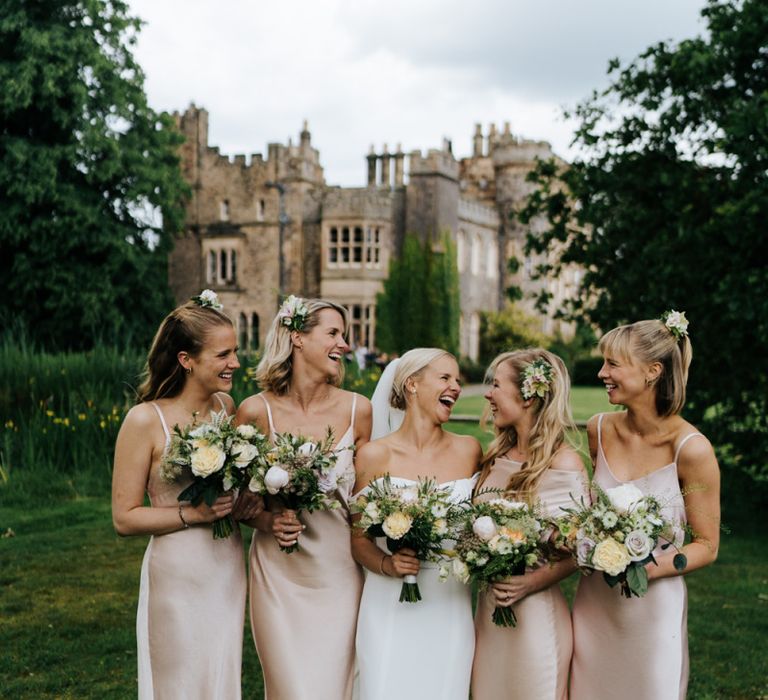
[1,498,766,699]
[2,353,766,699]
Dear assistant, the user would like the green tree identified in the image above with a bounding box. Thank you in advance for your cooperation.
[519,0,768,487]
[479,303,551,366]
[376,232,460,355]
[0,1,189,350]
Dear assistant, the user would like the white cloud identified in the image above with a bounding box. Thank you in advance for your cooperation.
[127,0,707,185]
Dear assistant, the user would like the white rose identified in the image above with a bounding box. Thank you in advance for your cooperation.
[625,529,653,562]
[298,441,317,457]
[190,444,226,477]
[452,558,470,584]
[231,441,259,469]
[605,484,645,515]
[591,538,631,576]
[364,501,382,523]
[472,515,497,541]
[236,424,258,439]
[264,466,290,495]
[317,470,338,494]
[399,487,418,505]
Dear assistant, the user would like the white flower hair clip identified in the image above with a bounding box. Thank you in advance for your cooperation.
[661,310,689,340]
[278,295,310,332]
[520,359,554,400]
[191,289,223,311]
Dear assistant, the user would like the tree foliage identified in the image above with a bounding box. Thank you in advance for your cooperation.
[479,304,551,366]
[519,0,768,485]
[376,233,460,356]
[0,1,189,349]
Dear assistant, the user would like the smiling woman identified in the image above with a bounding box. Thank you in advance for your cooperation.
[235,296,372,700]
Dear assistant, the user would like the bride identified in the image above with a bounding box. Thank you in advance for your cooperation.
[351,348,481,700]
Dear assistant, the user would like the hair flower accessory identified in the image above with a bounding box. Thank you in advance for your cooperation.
[191,289,223,311]
[520,359,554,400]
[278,295,309,332]
[661,310,689,339]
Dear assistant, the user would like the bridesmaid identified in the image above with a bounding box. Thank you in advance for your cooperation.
[235,297,371,700]
[352,348,482,700]
[112,292,261,699]
[570,313,720,699]
[471,348,587,700]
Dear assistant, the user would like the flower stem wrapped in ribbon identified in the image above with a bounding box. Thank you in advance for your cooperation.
[448,498,546,626]
[352,475,462,603]
[160,410,268,538]
[247,427,347,553]
[553,483,687,598]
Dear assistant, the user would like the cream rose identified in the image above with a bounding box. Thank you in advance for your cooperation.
[591,538,631,576]
[264,465,290,495]
[190,444,226,477]
[625,529,653,562]
[605,484,644,514]
[231,441,259,469]
[382,511,413,539]
[472,515,497,541]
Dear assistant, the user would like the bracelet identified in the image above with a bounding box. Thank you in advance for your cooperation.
[178,504,190,529]
[379,553,389,576]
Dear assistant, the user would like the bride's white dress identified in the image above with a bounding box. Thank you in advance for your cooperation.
[355,476,476,700]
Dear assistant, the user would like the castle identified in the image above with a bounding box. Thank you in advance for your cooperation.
[169,105,578,358]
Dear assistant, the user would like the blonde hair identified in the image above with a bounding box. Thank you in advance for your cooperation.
[137,302,233,402]
[390,348,455,410]
[477,348,576,502]
[256,298,349,395]
[598,319,692,417]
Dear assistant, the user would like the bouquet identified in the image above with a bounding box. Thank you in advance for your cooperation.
[247,428,347,553]
[351,476,460,603]
[160,410,268,538]
[554,483,687,598]
[448,498,546,627]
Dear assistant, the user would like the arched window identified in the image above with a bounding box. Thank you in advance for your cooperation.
[251,313,260,350]
[487,240,498,279]
[469,313,481,362]
[239,313,248,350]
[207,251,216,284]
[456,231,466,273]
[471,234,481,276]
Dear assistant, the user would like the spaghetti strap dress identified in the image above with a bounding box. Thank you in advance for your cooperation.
[570,413,701,700]
[471,458,588,700]
[137,395,247,700]
[249,394,364,700]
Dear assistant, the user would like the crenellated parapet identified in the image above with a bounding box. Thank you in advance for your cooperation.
[408,143,459,181]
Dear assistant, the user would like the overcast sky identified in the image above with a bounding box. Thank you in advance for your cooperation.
[127,0,709,186]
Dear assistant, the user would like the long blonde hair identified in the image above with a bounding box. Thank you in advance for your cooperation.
[599,319,692,417]
[255,298,349,395]
[476,348,576,502]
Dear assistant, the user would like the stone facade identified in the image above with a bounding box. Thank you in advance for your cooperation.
[169,106,575,359]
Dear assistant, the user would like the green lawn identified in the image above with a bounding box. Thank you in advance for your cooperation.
[455,385,614,423]
[1,499,765,699]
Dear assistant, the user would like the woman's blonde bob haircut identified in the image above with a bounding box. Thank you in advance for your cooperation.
[390,348,456,410]
[476,348,576,502]
[256,298,349,395]
[599,319,693,417]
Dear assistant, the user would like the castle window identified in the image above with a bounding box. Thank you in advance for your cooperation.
[220,199,230,222]
[251,313,260,350]
[328,224,374,269]
[364,227,382,269]
[205,246,238,285]
[456,231,466,273]
[346,303,375,347]
[207,251,217,284]
[256,199,265,222]
[486,240,498,279]
[469,312,480,361]
[239,313,248,349]
[471,234,481,276]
